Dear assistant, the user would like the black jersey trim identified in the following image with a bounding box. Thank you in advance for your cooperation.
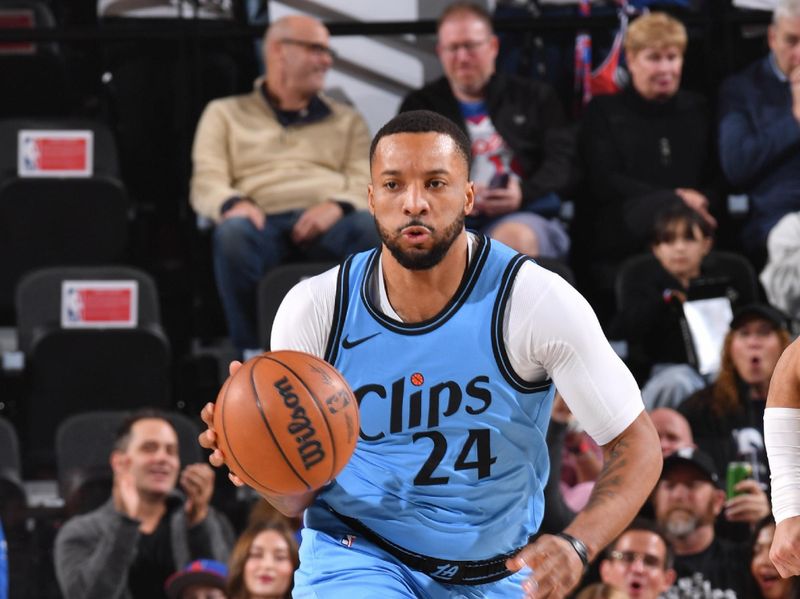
[359,233,490,336]
[324,254,356,365]
[491,255,553,393]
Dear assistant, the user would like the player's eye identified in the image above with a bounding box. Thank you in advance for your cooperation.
[428,179,445,189]
[384,180,398,190]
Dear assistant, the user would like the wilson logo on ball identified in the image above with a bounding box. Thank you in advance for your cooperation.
[274,376,326,470]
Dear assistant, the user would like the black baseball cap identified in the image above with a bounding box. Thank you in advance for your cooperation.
[661,447,721,488]
[730,303,790,332]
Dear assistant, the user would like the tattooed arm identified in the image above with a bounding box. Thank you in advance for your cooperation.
[507,411,662,598]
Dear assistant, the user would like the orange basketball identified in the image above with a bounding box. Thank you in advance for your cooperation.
[213,350,359,496]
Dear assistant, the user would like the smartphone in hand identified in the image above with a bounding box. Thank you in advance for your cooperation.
[488,172,509,190]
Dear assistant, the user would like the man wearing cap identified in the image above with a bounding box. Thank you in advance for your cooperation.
[651,447,750,597]
[678,303,792,483]
[765,336,800,577]
[164,559,228,599]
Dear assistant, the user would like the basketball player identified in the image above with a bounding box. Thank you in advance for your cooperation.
[200,110,662,598]
[765,337,800,577]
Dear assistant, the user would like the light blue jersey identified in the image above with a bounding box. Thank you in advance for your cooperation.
[308,236,555,563]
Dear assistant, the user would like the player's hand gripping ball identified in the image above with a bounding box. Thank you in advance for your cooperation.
[213,351,360,495]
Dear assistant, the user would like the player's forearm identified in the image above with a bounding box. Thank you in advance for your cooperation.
[563,411,662,561]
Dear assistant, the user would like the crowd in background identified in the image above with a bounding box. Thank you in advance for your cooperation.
[1,0,800,597]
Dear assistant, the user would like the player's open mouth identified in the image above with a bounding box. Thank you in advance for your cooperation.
[401,226,431,240]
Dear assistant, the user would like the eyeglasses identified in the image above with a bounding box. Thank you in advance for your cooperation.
[279,38,337,60]
[439,38,491,55]
[608,550,664,570]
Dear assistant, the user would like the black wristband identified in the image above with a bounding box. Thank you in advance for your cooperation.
[556,532,589,570]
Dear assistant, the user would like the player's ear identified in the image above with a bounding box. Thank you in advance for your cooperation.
[367,184,375,215]
[464,181,475,216]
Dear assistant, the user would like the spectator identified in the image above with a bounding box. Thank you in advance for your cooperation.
[749,516,800,599]
[650,408,695,457]
[612,204,756,408]
[54,410,234,599]
[190,14,379,354]
[598,518,677,599]
[164,559,228,599]
[717,0,800,268]
[226,521,298,599]
[678,303,792,483]
[760,211,800,320]
[652,447,750,596]
[577,12,721,323]
[399,2,575,259]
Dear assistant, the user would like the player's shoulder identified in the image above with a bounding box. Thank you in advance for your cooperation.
[286,264,340,303]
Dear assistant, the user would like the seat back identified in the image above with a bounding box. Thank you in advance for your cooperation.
[15,265,160,354]
[0,1,68,116]
[55,410,203,515]
[24,328,171,474]
[257,262,336,350]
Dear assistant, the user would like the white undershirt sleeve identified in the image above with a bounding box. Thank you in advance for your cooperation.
[269,265,339,357]
[505,262,644,445]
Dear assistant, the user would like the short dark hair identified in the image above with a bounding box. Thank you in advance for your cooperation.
[651,203,713,245]
[605,517,675,570]
[369,110,472,176]
[437,2,494,33]
[113,408,173,452]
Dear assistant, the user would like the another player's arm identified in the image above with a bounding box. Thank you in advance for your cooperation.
[765,339,800,577]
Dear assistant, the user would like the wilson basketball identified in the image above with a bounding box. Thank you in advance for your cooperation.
[213,350,360,496]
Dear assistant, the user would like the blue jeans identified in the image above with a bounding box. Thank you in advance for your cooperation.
[212,209,379,351]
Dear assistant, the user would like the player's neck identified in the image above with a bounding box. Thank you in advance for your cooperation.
[381,234,469,323]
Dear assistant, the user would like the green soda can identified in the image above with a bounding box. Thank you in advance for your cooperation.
[726,461,752,499]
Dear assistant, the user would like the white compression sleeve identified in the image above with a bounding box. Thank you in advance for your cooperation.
[765,407,800,523]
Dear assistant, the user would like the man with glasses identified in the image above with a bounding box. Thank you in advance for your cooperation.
[399,2,575,260]
[191,14,379,355]
[651,447,750,597]
[599,518,676,599]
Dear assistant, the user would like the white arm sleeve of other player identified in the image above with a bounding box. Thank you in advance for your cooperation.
[764,407,800,523]
[505,261,644,446]
[269,266,340,357]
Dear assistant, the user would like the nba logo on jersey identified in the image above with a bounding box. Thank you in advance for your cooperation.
[340,534,356,548]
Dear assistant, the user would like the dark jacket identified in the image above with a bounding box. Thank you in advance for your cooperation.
[399,73,577,216]
[579,86,722,259]
[54,496,235,599]
[718,55,800,252]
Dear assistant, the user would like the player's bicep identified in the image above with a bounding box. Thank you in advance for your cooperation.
[524,273,643,445]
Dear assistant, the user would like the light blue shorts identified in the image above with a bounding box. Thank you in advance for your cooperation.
[292,527,534,598]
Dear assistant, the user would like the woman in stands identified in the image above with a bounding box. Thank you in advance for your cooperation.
[226,520,299,599]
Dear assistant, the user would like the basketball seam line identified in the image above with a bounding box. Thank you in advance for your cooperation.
[265,353,338,485]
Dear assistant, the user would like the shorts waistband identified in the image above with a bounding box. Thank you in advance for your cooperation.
[325,505,521,586]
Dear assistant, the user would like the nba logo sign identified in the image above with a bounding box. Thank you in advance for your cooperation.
[61,281,139,329]
[18,130,94,178]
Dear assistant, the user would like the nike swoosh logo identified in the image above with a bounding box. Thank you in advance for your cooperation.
[342,332,381,349]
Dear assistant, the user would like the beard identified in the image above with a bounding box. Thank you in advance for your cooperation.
[662,507,706,539]
[376,213,465,270]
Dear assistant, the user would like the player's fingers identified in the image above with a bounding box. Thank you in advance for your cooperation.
[198,427,217,451]
[228,471,245,487]
[209,448,226,468]
[200,402,215,427]
[228,360,243,376]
